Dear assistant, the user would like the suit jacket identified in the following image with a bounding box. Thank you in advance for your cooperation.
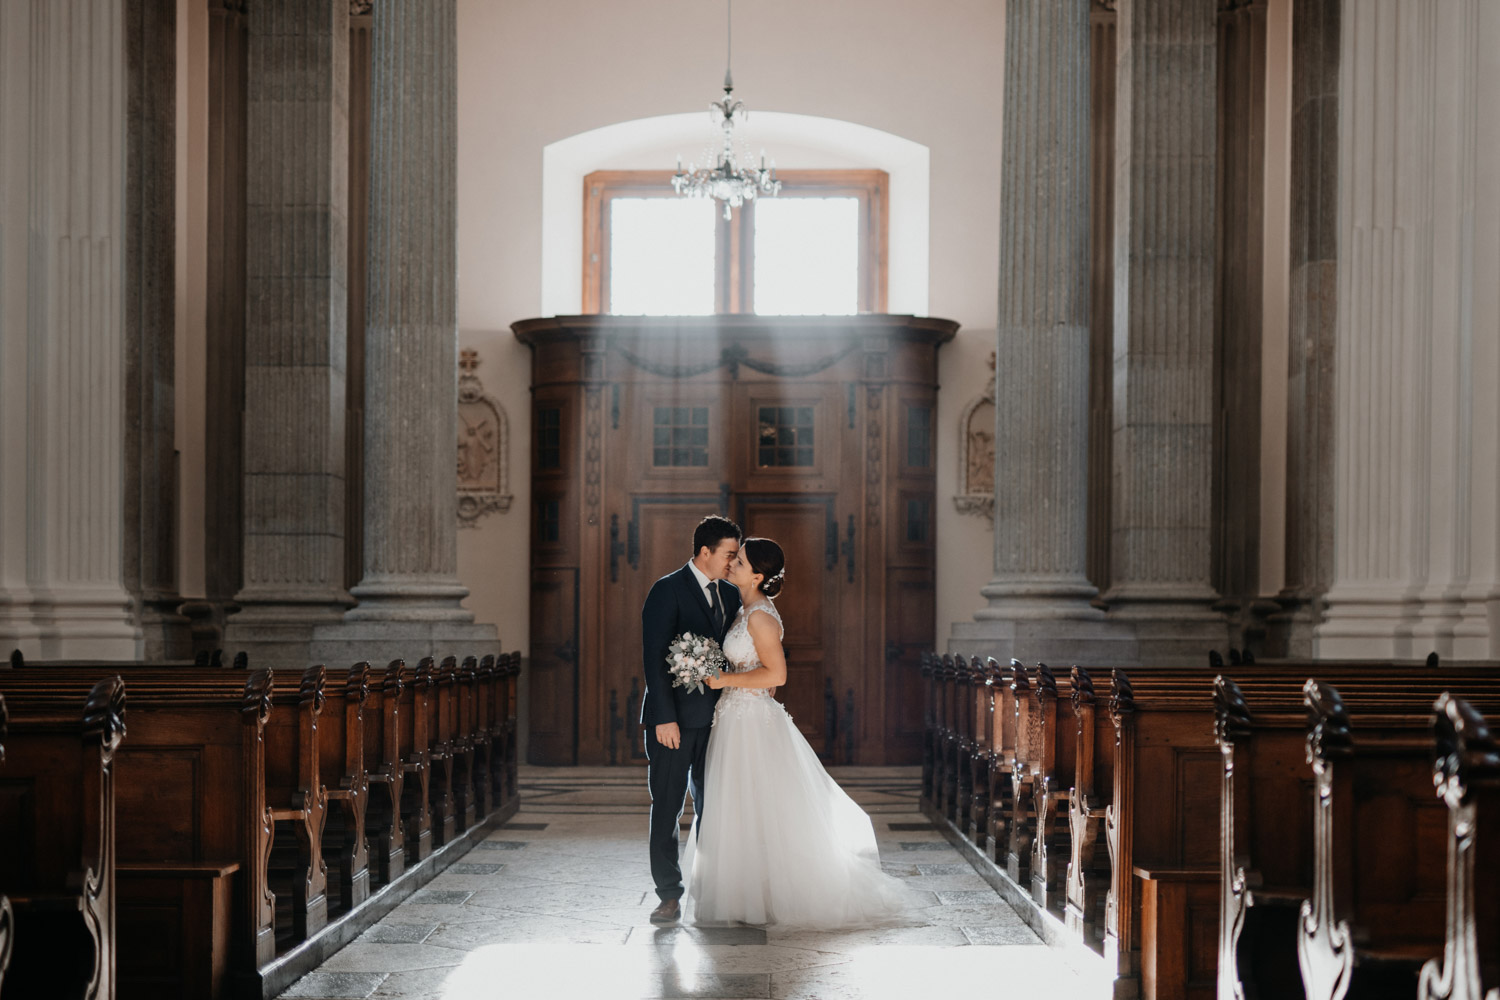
[640,564,742,730]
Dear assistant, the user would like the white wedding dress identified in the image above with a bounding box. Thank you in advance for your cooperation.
[683,599,915,928]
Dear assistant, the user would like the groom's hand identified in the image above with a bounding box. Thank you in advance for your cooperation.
[655,722,681,750]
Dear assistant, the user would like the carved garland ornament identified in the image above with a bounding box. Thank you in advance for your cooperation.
[955,350,997,522]
[457,348,513,526]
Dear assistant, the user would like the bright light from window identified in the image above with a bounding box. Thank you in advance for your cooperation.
[753,197,860,316]
[608,199,716,315]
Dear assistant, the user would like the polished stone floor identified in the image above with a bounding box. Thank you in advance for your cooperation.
[277,766,1092,1000]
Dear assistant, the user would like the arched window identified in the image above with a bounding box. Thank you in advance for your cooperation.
[582,169,887,316]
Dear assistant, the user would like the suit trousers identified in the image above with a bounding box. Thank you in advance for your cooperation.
[644,722,711,901]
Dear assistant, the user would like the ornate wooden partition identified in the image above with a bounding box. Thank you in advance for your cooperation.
[513,315,957,766]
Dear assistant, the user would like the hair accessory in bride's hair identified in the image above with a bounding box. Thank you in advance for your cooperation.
[768,568,785,583]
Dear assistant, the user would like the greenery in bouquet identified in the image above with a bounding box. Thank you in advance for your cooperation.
[667,632,727,694]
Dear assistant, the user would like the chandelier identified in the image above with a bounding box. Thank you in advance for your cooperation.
[671,0,780,219]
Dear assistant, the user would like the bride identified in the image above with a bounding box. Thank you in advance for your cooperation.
[684,536,914,928]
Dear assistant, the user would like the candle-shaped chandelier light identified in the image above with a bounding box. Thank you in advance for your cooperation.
[671,0,780,219]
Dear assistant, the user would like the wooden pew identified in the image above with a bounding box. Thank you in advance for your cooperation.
[318,664,371,916]
[499,650,522,806]
[933,653,957,820]
[400,657,436,863]
[1296,680,1451,1000]
[920,652,937,803]
[965,656,1001,847]
[1066,665,1112,951]
[264,665,330,946]
[984,658,1019,867]
[1,668,276,995]
[0,676,125,1000]
[0,894,12,994]
[952,654,978,833]
[1214,673,1500,1000]
[363,659,407,887]
[1418,694,1500,1000]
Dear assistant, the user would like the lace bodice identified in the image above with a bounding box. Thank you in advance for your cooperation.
[716,601,784,707]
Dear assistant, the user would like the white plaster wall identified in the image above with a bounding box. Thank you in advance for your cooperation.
[454,0,1006,655]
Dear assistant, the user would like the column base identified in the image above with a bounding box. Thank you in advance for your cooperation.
[136,599,194,661]
[343,578,475,623]
[1097,585,1228,666]
[224,595,352,671]
[310,620,500,671]
[949,616,1139,668]
[20,585,140,659]
[1315,587,1496,661]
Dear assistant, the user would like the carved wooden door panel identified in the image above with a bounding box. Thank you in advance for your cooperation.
[884,568,934,763]
[607,498,725,763]
[528,567,578,764]
[737,495,840,759]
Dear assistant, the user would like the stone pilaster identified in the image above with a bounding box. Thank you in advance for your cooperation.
[225,0,354,668]
[199,0,249,651]
[1213,0,1268,630]
[950,0,1135,666]
[1270,0,1338,656]
[0,1,137,658]
[1086,0,1118,599]
[313,0,496,666]
[1316,0,1500,658]
[124,0,191,658]
[1100,0,1228,662]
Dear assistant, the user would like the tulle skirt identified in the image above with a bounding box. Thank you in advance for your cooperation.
[682,689,917,929]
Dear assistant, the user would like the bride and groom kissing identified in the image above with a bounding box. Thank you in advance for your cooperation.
[640,515,912,929]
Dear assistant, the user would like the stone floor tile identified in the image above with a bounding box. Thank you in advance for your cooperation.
[359,922,438,944]
[406,889,474,905]
[627,924,768,946]
[281,972,389,998]
[443,862,505,875]
[278,767,1091,1000]
[962,923,1045,945]
[935,888,1004,905]
[658,972,770,998]
[317,943,466,974]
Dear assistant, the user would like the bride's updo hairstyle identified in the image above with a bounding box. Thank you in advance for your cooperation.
[742,537,786,598]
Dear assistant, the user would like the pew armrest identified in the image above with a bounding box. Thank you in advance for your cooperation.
[1135,867,1219,1000]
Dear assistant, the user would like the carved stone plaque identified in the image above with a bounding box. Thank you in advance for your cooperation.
[457,348,512,526]
[954,351,996,522]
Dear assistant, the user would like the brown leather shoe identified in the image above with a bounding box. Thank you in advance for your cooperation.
[649,898,681,924]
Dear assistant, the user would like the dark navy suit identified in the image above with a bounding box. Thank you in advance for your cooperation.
[641,564,741,901]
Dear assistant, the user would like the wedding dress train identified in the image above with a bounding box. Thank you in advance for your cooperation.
[683,600,915,928]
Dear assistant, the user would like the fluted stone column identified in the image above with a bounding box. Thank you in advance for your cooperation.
[950,0,1135,666]
[1100,0,1229,662]
[1316,0,1500,659]
[225,0,354,668]
[0,1,138,658]
[313,0,496,665]
[1270,0,1338,656]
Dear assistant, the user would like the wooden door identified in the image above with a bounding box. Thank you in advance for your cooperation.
[737,495,840,759]
[607,497,725,764]
[528,567,578,763]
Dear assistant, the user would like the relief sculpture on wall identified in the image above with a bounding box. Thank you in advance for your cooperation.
[954,350,996,522]
[457,348,512,526]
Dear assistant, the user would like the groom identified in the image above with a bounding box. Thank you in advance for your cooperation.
[640,514,743,923]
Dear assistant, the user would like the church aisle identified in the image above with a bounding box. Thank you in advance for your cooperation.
[277,767,1091,1000]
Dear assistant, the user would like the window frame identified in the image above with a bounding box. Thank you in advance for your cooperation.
[582,169,889,315]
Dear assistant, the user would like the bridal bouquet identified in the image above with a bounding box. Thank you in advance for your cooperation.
[667,632,726,694]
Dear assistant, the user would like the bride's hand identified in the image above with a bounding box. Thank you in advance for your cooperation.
[706,672,728,690]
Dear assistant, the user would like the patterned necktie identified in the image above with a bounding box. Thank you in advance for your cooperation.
[708,582,723,634]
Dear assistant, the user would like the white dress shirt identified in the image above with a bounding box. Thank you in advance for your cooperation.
[687,560,720,613]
